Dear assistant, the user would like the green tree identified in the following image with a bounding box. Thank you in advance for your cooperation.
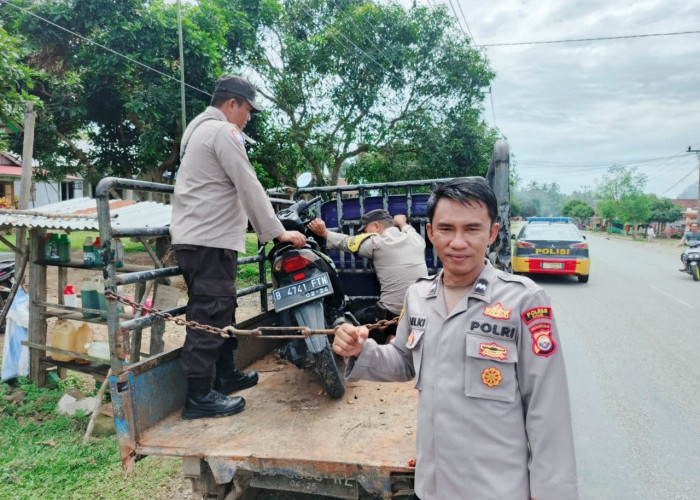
[648,196,683,235]
[594,164,648,232]
[562,199,594,222]
[6,0,263,184]
[0,24,39,151]
[247,1,496,185]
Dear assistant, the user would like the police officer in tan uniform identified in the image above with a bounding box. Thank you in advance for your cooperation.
[308,209,427,342]
[333,178,578,500]
[171,75,306,419]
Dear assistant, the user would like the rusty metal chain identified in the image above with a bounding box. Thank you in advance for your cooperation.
[104,291,398,340]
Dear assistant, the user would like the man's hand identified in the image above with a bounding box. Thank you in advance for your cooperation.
[332,323,369,358]
[393,215,407,228]
[307,218,329,239]
[278,230,307,248]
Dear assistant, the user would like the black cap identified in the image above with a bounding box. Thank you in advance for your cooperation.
[213,75,262,113]
[359,209,392,232]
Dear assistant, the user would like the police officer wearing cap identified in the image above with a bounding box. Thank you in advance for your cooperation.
[333,178,578,500]
[308,209,427,342]
[171,75,306,420]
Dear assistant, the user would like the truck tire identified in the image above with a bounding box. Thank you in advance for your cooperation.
[314,339,346,399]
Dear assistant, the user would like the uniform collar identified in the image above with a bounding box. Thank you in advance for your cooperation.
[204,106,227,122]
[202,107,256,144]
[419,260,496,301]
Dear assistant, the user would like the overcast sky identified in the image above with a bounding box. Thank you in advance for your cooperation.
[422,0,700,197]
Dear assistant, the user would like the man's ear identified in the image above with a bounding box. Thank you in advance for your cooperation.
[488,223,500,245]
[426,222,434,244]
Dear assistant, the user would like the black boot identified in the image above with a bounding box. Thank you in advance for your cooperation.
[182,376,245,420]
[213,353,259,394]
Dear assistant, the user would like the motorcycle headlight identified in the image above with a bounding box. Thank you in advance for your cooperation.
[688,253,700,259]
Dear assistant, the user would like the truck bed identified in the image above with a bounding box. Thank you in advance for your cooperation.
[132,352,417,494]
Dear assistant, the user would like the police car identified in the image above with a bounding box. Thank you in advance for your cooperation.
[512,217,590,283]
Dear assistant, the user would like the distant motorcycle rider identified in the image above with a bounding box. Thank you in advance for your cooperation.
[679,222,700,246]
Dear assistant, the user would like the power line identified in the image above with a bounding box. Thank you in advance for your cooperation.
[662,165,699,196]
[0,0,211,97]
[478,29,700,48]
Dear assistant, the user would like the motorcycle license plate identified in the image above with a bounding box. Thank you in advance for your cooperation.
[272,273,333,312]
[541,262,564,270]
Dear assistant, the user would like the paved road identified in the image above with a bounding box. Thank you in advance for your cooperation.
[247,234,700,500]
[537,233,700,499]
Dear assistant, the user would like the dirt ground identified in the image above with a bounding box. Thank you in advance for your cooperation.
[0,250,268,499]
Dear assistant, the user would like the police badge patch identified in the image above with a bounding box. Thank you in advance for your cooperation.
[232,129,245,145]
[529,322,557,357]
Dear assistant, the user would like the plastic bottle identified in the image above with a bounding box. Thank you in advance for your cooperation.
[93,237,103,266]
[94,276,107,319]
[50,319,77,362]
[73,322,94,364]
[45,233,53,260]
[83,236,95,266]
[63,285,77,308]
[48,233,60,261]
[58,234,71,262]
[113,238,124,268]
[85,341,110,362]
[80,277,99,318]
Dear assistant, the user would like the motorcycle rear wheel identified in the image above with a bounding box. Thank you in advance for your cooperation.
[314,340,346,399]
[692,265,700,282]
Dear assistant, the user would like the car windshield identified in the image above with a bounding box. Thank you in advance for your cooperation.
[521,224,582,241]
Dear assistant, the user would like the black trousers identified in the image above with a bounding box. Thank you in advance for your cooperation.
[174,245,238,378]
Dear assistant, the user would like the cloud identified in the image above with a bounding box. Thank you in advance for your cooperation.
[459,0,700,195]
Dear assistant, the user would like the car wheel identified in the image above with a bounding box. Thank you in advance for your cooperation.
[578,274,589,283]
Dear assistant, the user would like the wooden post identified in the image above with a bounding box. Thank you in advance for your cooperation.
[28,228,48,386]
[17,102,35,272]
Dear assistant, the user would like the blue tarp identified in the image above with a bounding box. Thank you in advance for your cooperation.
[1,287,30,382]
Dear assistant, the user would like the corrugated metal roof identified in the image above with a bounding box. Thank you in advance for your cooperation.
[0,197,172,231]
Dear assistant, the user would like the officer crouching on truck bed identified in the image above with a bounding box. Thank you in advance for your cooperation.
[308,209,427,343]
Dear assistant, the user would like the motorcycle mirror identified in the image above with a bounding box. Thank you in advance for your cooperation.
[296,172,313,188]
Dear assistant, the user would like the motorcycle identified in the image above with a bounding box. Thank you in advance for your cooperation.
[0,259,14,299]
[267,196,347,399]
[0,259,15,333]
[680,240,700,281]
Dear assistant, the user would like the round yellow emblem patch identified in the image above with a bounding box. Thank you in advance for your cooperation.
[481,367,502,387]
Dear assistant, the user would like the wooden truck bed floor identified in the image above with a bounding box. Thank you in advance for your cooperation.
[137,353,418,474]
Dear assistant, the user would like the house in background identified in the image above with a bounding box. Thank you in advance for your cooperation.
[0,151,83,208]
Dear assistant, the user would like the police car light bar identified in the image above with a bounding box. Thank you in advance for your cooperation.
[526,217,573,223]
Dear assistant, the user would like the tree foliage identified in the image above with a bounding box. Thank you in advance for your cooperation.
[0,23,40,151]
[245,1,497,185]
[3,0,497,188]
[649,196,683,224]
[562,199,594,222]
[514,181,564,218]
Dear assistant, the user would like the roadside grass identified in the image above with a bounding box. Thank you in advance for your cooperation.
[0,374,185,500]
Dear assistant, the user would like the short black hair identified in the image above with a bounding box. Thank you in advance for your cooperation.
[426,177,498,224]
[210,93,243,107]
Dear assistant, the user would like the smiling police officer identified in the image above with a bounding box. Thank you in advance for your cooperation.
[333,178,578,500]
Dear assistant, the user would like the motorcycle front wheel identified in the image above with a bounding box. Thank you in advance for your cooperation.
[313,338,346,399]
[692,264,700,281]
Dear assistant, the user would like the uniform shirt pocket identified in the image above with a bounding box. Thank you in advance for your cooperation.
[465,335,518,403]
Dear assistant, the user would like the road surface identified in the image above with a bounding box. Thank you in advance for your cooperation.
[539,232,700,499]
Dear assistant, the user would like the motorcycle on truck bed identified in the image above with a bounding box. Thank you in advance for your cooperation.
[97,141,511,499]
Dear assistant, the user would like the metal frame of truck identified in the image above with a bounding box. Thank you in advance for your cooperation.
[96,139,510,499]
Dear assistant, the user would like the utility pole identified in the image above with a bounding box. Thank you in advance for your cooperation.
[18,101,35,269]
[688,146,700,224]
